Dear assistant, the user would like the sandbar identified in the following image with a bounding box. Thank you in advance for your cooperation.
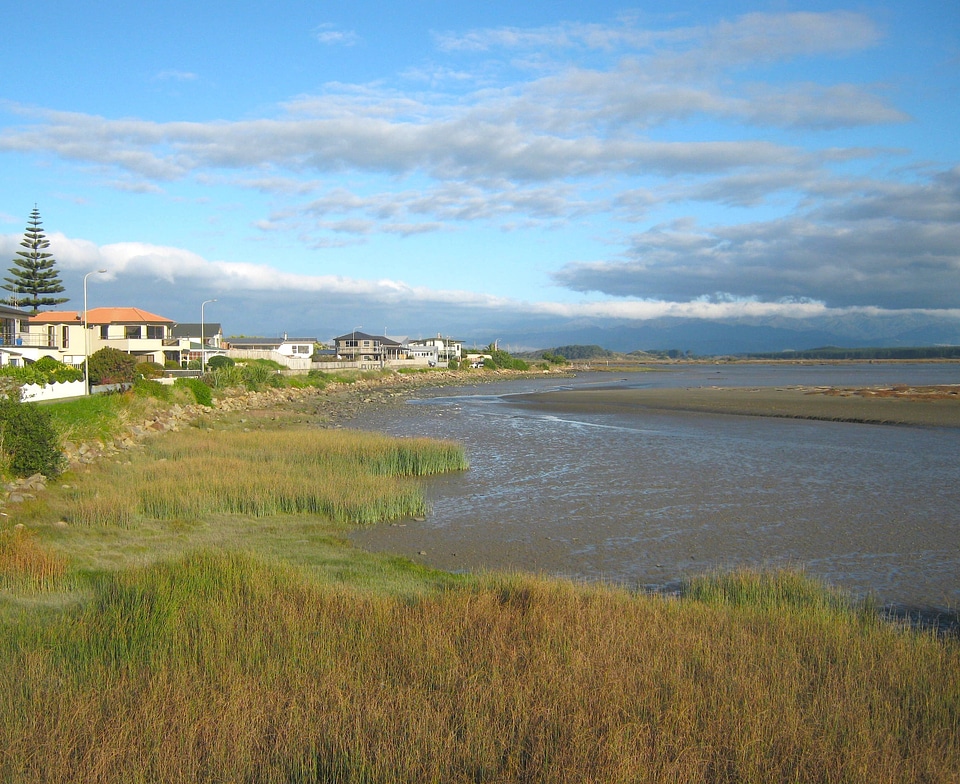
[510,385,960,428]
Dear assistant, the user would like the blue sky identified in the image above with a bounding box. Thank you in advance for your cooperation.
[1,1,958,350]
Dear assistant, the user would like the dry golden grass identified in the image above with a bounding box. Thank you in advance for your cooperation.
[0,526,67,589]
[0,553,956,783]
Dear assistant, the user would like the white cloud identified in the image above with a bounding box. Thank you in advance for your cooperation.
[313,24,359,47]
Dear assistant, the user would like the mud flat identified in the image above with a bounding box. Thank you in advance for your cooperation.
[511,384,960,428]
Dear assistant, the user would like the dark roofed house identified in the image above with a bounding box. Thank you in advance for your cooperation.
[333,331,405,364]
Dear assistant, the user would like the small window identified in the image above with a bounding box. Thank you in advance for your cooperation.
[100,325,109,340]
[146,325,164,339]
[125,325,142,339]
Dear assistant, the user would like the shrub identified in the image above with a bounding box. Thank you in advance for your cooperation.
[164,360,181,369]
[0,394,65,477]
[133,377,173,401]
[174,377,213,407]
[88,347,138,385]
[207,355,235,370]
[448,359,459,370]
[0,358,83,387]
[135,361,165,379]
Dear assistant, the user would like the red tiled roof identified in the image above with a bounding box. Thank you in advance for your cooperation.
[84,307,173,324]
[29,311,81,323]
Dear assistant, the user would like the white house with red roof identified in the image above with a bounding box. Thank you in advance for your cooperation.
[23,306,174,367]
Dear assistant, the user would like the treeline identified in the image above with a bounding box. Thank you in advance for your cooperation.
[520,345,616,361]
[745,345,960,361]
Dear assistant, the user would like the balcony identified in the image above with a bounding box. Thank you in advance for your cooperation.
[0,332,59,349]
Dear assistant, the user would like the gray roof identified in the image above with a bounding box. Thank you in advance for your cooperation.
[171,322,222,338]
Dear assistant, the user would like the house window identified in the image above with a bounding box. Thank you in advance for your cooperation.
[47,326,56,347]
[100,325,109,340]
[146,325,164,339]
[125,325,142,339]
[294,345,310,354]
[61,326,69,349]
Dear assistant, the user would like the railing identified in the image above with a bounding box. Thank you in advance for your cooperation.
[0,332,59,348]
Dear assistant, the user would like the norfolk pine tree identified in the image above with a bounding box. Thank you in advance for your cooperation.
[2,206,69,313]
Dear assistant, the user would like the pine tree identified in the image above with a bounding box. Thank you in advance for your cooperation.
[2,206,69,313]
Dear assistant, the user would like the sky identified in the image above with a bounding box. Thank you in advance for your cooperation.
[1,1,958,352]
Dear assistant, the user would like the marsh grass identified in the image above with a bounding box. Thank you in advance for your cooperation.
[50,428,466,528]
[0,526,67,590]
[3,403,957,782]
[0,553,956,783]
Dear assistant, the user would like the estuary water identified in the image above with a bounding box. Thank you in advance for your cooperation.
[348,364,960,616]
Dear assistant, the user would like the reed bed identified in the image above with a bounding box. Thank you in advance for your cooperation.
[0,526,67,590]
[56,428,467,527]
[0,552,956,783]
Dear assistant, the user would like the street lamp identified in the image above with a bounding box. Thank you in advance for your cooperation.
[83,269,107,395]
[353,326,362,364]
[200,299,217,372]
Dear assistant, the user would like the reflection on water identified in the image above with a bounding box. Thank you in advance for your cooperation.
[348,365,960,615]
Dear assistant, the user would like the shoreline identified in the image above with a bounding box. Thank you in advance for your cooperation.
[508,384,960,428]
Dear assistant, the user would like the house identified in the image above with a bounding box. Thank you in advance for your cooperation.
[165,322,225,367]
[407,335,463,364]
[333,331,406,364]
[225,335,317,368]
[25,307,174,367]
[84,307,173,365]
[18,310,86,367]
[0,302,35,367]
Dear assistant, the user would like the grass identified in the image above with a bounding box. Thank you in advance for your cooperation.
[0,554,956,783]
[1,392,957,782]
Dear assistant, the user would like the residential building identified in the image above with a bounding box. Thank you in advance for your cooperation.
[225,335,317,369]
[407,335,463,364]
[85,307,173,365]
[0,303,36,367]
[333,331,405,364]
[165,322,225,367]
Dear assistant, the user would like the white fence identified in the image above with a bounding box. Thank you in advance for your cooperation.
[20,380,86,402]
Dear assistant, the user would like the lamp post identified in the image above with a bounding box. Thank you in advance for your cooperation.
[352,326,362,364]
[200,299,217,372]
[83,269,107,395]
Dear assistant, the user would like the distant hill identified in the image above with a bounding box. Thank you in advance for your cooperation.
[744,345,960,361]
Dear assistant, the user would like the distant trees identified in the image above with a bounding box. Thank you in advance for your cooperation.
[2,206,69,313]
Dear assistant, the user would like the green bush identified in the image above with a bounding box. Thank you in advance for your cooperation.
[207,355,235,370]
[87,347,138,385]
[0,394,65,477]
[133,377,173,401]
[0,358,83,386]
[174,377,213,407]
[135,361,165,379]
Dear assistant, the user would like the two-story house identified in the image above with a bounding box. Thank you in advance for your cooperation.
[0,302,36,367]
[25,307,174,367]
[165,322,225,367]
[407,335,463,365]
[333,331,405,364]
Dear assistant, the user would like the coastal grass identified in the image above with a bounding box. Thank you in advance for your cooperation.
[2,396,958,781]
[41,428,468,529]
[0,553,956,783]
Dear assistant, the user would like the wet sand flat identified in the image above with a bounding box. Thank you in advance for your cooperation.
[512,385,960,428]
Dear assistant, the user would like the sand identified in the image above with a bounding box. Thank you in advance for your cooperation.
[510,384,960,428]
